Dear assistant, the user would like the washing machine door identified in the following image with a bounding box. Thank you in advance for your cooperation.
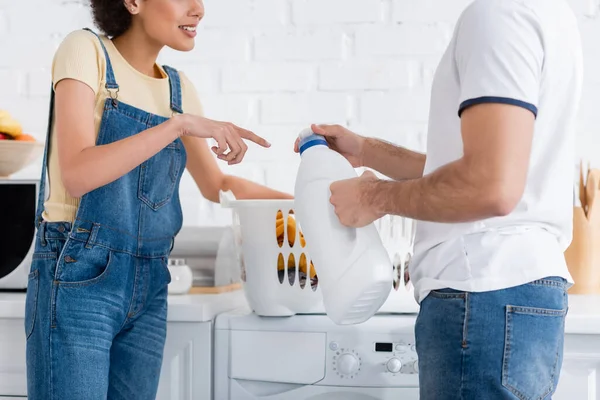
[230,380,419,400]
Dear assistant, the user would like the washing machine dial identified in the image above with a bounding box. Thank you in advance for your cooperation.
[337,353,360,376]
[386,358,402,373]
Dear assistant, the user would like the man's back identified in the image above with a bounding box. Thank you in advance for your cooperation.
[411,0,583,303]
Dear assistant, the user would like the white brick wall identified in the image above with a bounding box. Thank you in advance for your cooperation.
[1,0,600,227]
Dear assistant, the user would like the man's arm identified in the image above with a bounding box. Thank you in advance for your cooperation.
[362,138,426,181]
[369,102,534,223]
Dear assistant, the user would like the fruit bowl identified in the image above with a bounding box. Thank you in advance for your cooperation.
[0,140,44,177]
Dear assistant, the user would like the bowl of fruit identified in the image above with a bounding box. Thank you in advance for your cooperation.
[0,110,44,177]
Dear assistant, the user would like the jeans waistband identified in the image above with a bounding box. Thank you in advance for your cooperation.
[37,221,172,258]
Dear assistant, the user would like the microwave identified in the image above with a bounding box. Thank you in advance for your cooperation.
[0,179,38,290]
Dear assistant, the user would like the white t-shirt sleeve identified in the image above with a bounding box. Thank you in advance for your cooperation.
[455,0,544,118]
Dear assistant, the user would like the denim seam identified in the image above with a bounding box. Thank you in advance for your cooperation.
[462,293,469,349]
[85,223,100,249]
[51,238,72,329]
[25,269,39,340]
[102,99,166,126]
[113,257,138,332]
[137,148,180,210]
[127,256,142,320]
[508,305,567,317]
[49,326,55,400]
[529,279,567,289]
[141,260,149,314]
[428,291,466,299]
[66,237,170,258]
[159,257,171,277]
[459,293,469,400]
[32,252,57,260]
[74,218,176,240]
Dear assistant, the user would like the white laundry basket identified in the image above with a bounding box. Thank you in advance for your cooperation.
[220,191,324,316]
[220,191,419,317]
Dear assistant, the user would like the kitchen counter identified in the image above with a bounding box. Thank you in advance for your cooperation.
[0,289,248,322]
[1,291,600,331]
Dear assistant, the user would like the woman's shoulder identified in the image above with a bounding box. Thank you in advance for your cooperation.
[56,29,105,58]
[52,29,107,93]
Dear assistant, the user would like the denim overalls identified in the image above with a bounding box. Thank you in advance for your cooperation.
[24,29,187,400]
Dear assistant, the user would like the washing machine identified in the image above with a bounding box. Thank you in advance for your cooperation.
[214,308,420,399]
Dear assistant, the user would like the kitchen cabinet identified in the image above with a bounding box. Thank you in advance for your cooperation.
[554,334,600,400]
[0,318,211,399]
[0,291,247,400]
[0,318,26,398]
[2,293,600,399]
[156,322,213,400]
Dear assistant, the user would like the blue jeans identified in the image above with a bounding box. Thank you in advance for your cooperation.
[25,222,172,400]
[415,277,568,400]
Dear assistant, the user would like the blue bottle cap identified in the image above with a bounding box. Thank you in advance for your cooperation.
[298,128,329,155]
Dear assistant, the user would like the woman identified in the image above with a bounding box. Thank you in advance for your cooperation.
[24,0,290,398]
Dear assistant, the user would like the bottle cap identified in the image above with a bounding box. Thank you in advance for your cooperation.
[298,128,329,155]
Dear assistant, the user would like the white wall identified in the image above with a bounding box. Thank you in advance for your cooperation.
[1,0,599,226]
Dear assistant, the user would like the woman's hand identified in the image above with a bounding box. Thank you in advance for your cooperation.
[294,123,366,167]
[175,114,270,165]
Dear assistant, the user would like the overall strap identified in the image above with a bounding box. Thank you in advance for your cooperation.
[35,85,55,228]
[82,28,119,92]
[162,65,184,115]
[35,28,120,227]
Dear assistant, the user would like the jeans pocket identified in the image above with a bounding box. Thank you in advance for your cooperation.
[160,257,172,285]
[502,305,567,400]
[24,269,39,340]
[57,242,113,287]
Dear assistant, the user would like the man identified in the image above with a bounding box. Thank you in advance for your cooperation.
[302,0,583,398]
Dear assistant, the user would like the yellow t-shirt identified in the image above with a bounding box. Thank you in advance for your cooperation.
[43,30,204,223]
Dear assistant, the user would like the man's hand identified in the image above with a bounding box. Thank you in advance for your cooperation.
[330,170,382,227]
[295,124,366,168]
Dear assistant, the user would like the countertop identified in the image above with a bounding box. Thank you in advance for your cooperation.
[0,289,248,323]
[1,291,600,333]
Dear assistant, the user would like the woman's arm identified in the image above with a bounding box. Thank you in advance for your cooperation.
[182,135,293,202]
[55,79,181,198]
[55,79,268,198]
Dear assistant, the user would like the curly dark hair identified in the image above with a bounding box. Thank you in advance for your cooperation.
[90,0,132,38]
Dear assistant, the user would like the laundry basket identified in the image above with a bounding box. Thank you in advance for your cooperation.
[220,191,419,317]
[220,191,324,316]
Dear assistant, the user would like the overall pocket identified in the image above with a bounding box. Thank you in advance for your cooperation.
[24,252,58,340]
[56,241,113,287]
[502,305,567,400]
[24,269,39,340]
[160,257,172,285]
[138,140,182,210]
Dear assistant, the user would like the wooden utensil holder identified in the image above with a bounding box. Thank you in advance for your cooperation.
[565,206,600,294]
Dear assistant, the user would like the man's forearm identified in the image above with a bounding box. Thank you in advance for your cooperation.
[370,158,510,223]
[362,138,426,181]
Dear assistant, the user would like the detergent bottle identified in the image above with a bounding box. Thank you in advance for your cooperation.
[294,128,392,325]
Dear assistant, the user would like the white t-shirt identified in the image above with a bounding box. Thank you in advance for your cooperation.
[410,0,583,303]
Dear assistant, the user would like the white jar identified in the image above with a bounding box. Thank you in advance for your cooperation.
[167,258,193,295]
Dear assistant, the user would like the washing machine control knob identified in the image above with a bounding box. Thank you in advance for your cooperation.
[386,358,402,373]
[337,353,360,375]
